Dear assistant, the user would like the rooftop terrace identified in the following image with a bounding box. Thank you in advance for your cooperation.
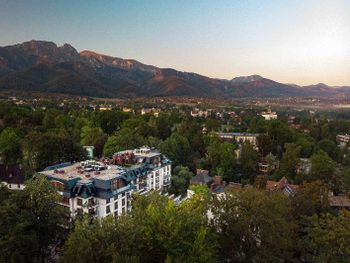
[40,160,128,182]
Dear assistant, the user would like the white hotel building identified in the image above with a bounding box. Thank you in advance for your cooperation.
[39,146,171,219]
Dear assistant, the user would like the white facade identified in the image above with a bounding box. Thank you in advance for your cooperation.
[260,107,277,120]
[216,132,260,147]
[41,147,172,219]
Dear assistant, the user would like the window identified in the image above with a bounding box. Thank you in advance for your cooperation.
[111,179,125,190]
[122,193,125,197]
[8,184,11,188]
[77,198,83,206]
[17,184,21,189]
[114,211,118,217]
[106,198,110,204]
[122,198,125,207]
[88,198,94,206]
[114,201,118,210]
[106,205,110,214]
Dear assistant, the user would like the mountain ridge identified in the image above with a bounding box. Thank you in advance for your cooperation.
[0,40,348,98]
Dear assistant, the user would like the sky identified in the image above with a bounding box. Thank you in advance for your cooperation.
[0,0,349,86]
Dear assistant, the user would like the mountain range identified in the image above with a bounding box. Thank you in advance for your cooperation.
[0,40,349,99]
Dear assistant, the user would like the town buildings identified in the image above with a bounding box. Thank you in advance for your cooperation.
[141,108,161,117]
[216,132,260,147]
[266,177,299,196]
[38,146,171,219]
[336,134,350,147]
[190,108,209,118]
[260,107,278,120]
[258,155,279,174]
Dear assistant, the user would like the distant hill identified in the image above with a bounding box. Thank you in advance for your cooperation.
[0,40,349,98]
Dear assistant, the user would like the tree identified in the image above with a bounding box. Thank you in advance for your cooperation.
[296,135,316,158]
[291,180,330,219]
[206,141,237,181]
[276,143,301,181]
[309,151,335,184]
[103,128,146,156]
[267,120,295,153]
[254,174,268,189]
[257,134,273,156]
[93,110,130,134]
[189,184,211,200]
[301,211,350,262]
[334,167,350,194]
[0,176,66,262]
[240,141,258,181]
[61,193,217,263]
[211,188,295,262]
[80,127,107,157]
[0,128,22,164]
[318,139,340,161]
[23,131,85,172]
[169,166,193,196]
[160,133,191,167]
[61,215,140,263]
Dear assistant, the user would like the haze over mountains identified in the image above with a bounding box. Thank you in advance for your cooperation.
[0,40,349,98]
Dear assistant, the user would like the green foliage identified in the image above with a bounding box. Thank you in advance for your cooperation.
[248,116,267,133]
[276,143,301,181]
[335,168,350,194]
[92,110,130,134]
[0,176,67,263]
[240,141,258,181]
[291,180,330,218]
[309,151,335,184]
[295,135,316,158]
[206,140,237,181]
[267,120,295,153]
[80,127,107,157]
[318,139,340,161]
[160,132,191,167]
[0,128,22,164]
[23,131,85,172]
[301,211,350,263]
[211,188,295,262]
[103,127,146,156]
[257,134,273,156]
[170,166,193,196]
[189,184,211,199]
[61,193,217,263]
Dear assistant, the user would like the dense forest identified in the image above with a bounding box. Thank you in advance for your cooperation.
[0,100,350,262]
